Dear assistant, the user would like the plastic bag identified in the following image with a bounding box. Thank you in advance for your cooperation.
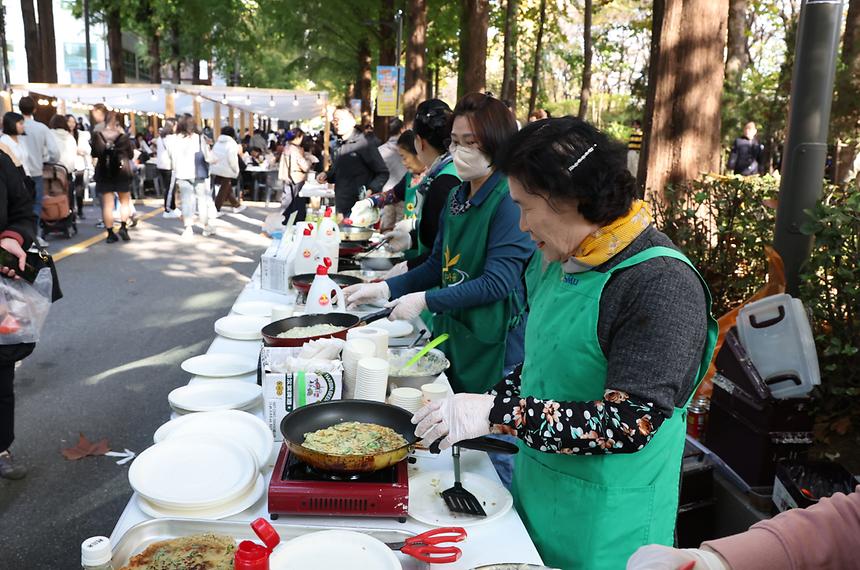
[0,268,53,344]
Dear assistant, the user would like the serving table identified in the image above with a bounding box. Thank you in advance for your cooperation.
[109,266,544,569]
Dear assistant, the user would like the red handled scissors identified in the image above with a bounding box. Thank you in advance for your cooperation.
[387,526,467,563]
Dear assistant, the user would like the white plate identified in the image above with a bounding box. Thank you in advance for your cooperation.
[168,381,262,413]
[136,473,265,520]
[408,470,513,527]
[214,315,269,341]
[366,319,414,338]
[129,436,257,509]
[268,530,400,570]
[180,353,258,377]
[188,373,257,385]
[153,410,273,470]
[233,301,277,317]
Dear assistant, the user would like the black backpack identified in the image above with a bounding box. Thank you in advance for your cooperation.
[101,134,123,177]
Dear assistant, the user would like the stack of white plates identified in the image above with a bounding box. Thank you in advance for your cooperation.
[168,381,262,414]
[214,315,269,341]
[232,301,277,318]
[342,338,376,399]
[153,410,274,470]
[366,319,414,338]
[353,357,389,402]
[180,353,258,377]
[389,387,423,413]
[129,435,264,520]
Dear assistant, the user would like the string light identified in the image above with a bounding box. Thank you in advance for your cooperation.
[195,94,203,103]
[37,98,49,106]
[49,100,58,107]
[268,96,275,107]
[292,95,299,107]
[221,94,228,105]
[150,90,158,101]
[245,95,251,105]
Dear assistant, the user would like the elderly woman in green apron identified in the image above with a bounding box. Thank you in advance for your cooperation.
[344,93,534,396]
[350,99,462,278]
[412,117,718,570]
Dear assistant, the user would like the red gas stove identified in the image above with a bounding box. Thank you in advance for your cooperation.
[268,443,410,522]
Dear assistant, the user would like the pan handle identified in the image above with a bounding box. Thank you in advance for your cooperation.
[361,307,393,325]
[428,436,519,455]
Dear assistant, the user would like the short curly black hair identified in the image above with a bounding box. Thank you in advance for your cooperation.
[497,116,637,225]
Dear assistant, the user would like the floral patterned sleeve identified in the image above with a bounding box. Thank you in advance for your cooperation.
[487,366,668,455]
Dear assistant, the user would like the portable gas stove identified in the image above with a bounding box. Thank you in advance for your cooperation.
[268,443,411,522]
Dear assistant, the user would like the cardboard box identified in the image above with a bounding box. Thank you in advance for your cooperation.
[260,347,343,440]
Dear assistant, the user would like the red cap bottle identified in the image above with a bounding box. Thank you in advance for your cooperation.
[234,540,269,570]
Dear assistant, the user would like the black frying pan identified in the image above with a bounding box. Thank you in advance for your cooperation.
[261,308,392,347]
[279,400,417,473]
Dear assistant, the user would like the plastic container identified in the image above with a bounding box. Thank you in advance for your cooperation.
[81,536,114,570]
[736,294,820,399]
[305,258,344,314]
[773,460,857,512]
[293,224,320,275]
[316,207,341,273]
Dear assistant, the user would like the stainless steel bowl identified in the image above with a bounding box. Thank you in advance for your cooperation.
[387,348,450,390]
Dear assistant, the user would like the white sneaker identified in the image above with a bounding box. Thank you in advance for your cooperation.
[202,226,215,237]
[163,210,181,219]
[181,227,194,241]
[233,205,247,214]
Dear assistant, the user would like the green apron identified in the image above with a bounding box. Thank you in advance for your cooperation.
[402,172,420,260]
[432,176,515,394]
[512,246,718,570]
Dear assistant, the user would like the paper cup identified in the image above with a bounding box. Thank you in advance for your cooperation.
[421,383,449,405]
[270,305,295,322]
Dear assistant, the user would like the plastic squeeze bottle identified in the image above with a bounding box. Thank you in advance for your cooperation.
[81,536,114,570]
[317,207,341,273]
[293,224,320,275]
[305,258,344,314]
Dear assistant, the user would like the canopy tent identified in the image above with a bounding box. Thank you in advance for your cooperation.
[7,83,328,123]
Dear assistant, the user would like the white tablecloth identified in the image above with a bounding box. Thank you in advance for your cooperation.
[109,267,543,569]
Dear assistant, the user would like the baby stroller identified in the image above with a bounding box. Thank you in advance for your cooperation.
[41,163,78,239]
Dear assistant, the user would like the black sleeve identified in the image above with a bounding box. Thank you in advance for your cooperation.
[418,173,458,252]
[90,132,105,158]
[363,141,389,193]
[392,175,407,202]
[0,155,36,247]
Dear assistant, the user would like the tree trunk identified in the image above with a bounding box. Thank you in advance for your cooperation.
[501,0,519,111]
[639,0,730,202]
[528,0,547,115]
[577,0,592,119]
[20,0,43,82]
[37,0,57,82]
[172,22,181,83]
[833,0,860,182]
[375,0,396,139]
[458,0,489,97]
[193,58,202,84]
[107,5,125,83]
[725,0,749,86]
[148,33,161,83]
[404,0,427,125]
[357,38,373,123]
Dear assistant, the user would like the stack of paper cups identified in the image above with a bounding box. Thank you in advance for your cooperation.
[389,387,424,413]
[353,357,389,402]
[342,338,376,399]
[346,327,389,359]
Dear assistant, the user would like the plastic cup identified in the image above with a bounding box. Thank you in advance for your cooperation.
[270,305,294,322]
[421,383,449,406]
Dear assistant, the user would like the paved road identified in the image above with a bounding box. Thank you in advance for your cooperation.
[0,200,276,569]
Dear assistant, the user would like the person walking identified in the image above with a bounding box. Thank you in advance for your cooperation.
[156,118,179,218]
[169,115,214,240]
[211,126,244,213]
[90,110,134,243]
[278,127,313,223]
[728,121,764,176]
[49,115,77,176]
[18,96,59,246]
[0,138,38,480]
[67,115,91,219]
[378,118,406,192]
[316,107,388,217]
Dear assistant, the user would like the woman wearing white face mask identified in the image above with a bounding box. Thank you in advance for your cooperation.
[344,93,534,399]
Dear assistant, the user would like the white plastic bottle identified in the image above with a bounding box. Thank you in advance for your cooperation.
[305,258,344,314]
[317,207,341,273]
[293,224,320,275]
[81,536,114,570]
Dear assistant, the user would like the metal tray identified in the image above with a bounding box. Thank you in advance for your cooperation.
[112,518,429,569]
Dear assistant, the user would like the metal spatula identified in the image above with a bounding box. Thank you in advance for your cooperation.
[441,445,487,517]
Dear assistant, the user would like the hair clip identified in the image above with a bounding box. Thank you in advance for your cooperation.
[567,143,597,173]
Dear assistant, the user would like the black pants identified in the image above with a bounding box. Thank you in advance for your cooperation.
[0,343,35,452]
[159,169,176,211]
[73,171,85,215]
[283,181,307,223]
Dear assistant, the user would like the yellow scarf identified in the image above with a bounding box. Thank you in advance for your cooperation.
[563,200,653,273]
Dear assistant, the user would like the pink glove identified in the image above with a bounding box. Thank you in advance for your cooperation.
[412,393,495,450]
[626,545,728,570]
[385,291,426,321]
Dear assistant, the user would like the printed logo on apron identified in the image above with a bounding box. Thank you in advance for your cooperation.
[442,246,470,286]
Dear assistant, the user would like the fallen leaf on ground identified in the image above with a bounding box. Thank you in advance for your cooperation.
[61,433,111,460]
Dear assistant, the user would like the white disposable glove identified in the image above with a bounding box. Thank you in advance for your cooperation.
[383,261,409,279]
[626,545,728,570]
[343,281,390,310]
[412,393,495,450]
[394,217,416,234]
[384,230,412,252]
[385,291,427,321]
[348,199,379,227]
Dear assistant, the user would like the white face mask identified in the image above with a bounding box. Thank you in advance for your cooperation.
[450,144,492,181]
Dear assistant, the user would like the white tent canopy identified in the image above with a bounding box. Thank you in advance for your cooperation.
[10,83,328,123]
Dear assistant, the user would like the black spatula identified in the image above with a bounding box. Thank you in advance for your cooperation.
[441,445,487,517]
